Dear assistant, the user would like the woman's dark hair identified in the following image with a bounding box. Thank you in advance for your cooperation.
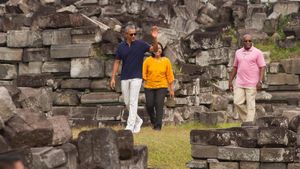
[0,151,23,169]
[151,42,165,57]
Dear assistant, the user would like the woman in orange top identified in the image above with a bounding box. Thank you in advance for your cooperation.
[142,42,175,130]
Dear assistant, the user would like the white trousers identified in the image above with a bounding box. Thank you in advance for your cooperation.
[121,78,142,129]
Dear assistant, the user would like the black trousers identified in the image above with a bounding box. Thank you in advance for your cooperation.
[144,88,167,129]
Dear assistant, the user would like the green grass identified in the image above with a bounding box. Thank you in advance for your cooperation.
[134,122,241,169]
[223,22,300,62]
[255,41,300,61]
[73,122,241,169]
[224,26,238,45]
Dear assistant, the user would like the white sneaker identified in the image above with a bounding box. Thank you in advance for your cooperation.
[233,113,240,120]
[125,126,134,132]
[133,119,143,133]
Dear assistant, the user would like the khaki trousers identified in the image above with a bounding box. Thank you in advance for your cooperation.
[233,86,257,122]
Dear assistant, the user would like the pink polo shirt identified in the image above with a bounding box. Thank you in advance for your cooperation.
[233,46,266,87]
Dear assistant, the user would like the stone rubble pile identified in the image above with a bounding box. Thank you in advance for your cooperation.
[0,0,299,127]
[0,0,299,168]
[0,0,299,152]
[0,87,147,168]
[187,115,300,169]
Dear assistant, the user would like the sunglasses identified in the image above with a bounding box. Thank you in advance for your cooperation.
[244,40,252,43]
[129,33,137,36]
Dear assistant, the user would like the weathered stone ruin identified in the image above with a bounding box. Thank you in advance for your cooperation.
[187,115,300,169]
[0,0,299,168]
[0,96,147,169]
[0,0,299,128]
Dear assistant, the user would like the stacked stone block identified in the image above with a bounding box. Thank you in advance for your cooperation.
[0,0,299,168]
[0,0,233,129]
[187,116,300,169]
[0,0,299,132]
[0,85,148,168]
[0,0,299,129]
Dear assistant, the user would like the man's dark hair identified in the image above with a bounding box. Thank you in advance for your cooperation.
[0,151,22,169]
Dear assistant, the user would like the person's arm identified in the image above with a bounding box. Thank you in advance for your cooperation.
[256,66,265,90]
[168,82,174,97]
[228,67,237,92]
[229,52,238,92]
[256,51,266,90]
[256,66,265,89]
[149,26,158,52]
[142,59,148,81]
[259,67,265,82]
[166,59,175,97]
[110,59,121,89]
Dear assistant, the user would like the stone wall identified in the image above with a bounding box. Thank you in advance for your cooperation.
[187,115,300,169]
[0,98,147,169]
[0,0,299,168]
[0,0,299,127]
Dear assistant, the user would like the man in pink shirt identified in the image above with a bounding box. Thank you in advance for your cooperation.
[228,34,266,123]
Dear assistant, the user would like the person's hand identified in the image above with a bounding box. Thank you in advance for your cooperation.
[256,81,262,90]
[110,78,116,90]
[169,90,175,98]
[151,26,158,39]
[229,81,233,92]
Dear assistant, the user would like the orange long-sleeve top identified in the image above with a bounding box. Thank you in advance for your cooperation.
[142,56,175,89]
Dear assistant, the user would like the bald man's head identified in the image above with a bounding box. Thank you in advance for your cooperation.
[243,34,252,50]
[243,34,252,40]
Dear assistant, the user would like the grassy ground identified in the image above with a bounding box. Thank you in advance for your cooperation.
[255,41,300,61]
[72,122,241,169]
[224,24,300,62]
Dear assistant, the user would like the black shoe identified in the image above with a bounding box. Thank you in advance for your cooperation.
[153,126,161,131]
